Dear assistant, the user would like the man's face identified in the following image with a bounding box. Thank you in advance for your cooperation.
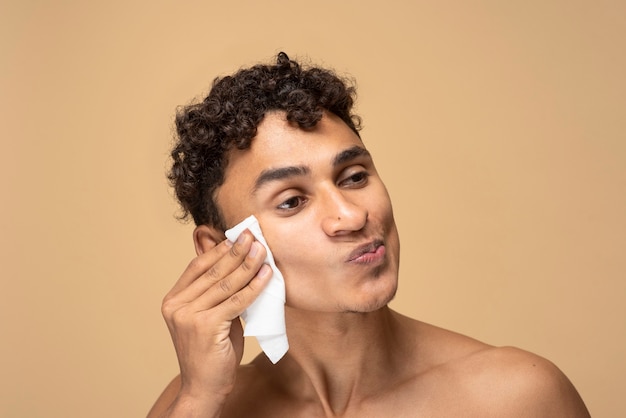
[215,112,400,313]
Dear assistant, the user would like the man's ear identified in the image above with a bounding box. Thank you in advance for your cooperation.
[193,225,226,255]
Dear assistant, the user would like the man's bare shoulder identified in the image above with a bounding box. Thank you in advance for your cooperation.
[410,321,590,417]
[453,345,589,417]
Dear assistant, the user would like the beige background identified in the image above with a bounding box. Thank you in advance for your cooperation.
[1,1,624,416]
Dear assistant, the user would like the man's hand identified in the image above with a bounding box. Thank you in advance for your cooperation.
[157,230,270,416]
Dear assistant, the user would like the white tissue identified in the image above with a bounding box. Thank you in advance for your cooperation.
[225,215,288,364]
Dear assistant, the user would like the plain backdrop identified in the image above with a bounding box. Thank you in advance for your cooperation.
[1,1,624,416]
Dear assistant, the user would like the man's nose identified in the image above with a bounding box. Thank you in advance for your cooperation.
[320,187,368,236]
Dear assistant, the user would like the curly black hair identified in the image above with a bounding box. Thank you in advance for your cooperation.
[168,52,362,230]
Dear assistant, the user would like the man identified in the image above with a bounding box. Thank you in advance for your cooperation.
[148,52,589,417]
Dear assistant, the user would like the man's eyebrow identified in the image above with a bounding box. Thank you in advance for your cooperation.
[253,165,310,194]
[333,146,371,167]
[251,146,370,194]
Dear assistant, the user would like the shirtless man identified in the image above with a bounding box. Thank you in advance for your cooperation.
[148,53,590,417]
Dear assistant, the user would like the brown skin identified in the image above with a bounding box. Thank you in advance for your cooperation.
[149,112,590,417]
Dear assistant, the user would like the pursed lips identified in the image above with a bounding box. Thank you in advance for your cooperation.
[346,239,385,262]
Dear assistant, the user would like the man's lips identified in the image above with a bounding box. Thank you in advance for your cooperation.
[346,239,385,262]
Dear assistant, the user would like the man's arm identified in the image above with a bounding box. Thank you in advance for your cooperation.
[148,375,180,417]
[148,375,227,418]
[147,231,271,417]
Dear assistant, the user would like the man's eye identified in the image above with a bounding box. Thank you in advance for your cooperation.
[341,171,370,187]
[277,196,306,210]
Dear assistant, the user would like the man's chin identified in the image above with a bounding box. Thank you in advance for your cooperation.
[339,285,398,314]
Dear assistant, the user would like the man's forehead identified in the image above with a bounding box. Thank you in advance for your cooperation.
[226,112,365,171]
[215,112,369,221]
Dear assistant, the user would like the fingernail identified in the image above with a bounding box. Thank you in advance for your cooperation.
[249,241,260,257]
[236,231,247,244]
[258,264,271,278]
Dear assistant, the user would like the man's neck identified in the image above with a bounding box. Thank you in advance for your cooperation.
[258,306,413,415]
